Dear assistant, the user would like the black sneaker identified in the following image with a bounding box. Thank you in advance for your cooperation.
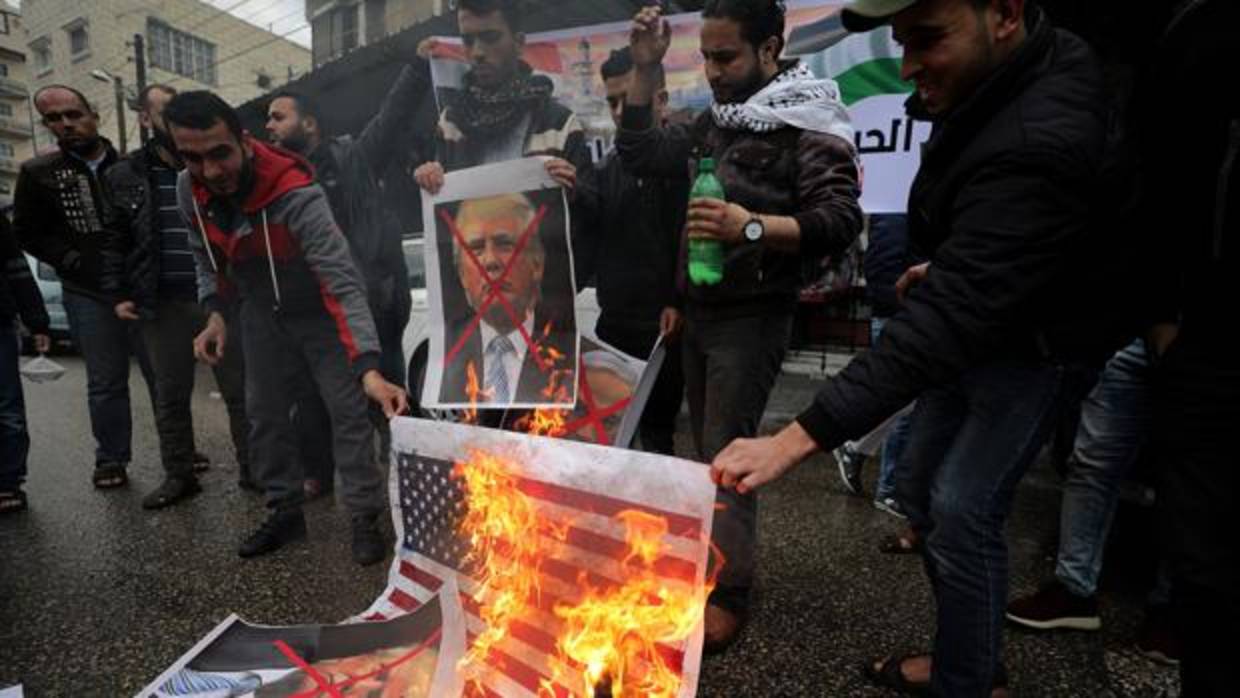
[873,496,908,519]
[1135,604,1181,665]
[141,476,202,510]
[239,508,307,558]
[833,444,866,497]
[351,514,388,566]
[1006,579,1101,631]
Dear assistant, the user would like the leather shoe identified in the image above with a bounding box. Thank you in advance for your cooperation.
[351,514,388,566]
[239,508,306,558]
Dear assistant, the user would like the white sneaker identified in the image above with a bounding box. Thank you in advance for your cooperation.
[873,497,907,519]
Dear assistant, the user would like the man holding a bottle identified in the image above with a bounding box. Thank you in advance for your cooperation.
[616,0,864,651]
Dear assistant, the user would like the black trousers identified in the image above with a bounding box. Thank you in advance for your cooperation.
[1153,333,1239,697]
[142,299,248,478]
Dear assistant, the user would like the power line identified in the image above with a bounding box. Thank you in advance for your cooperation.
[156,20,310,91]
[101,0,301,77]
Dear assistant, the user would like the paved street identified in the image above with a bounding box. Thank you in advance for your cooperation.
[1,356,1179,696]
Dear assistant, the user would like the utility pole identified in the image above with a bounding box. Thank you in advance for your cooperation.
[112,76,127,154]
[133,33,148,145]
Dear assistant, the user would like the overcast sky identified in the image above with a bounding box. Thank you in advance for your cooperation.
[7,0,311,48]
[205,0,311,48]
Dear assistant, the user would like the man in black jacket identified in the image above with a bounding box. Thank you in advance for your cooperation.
[576,47,686,456]
[14,85,156,491]
[1,213,50,515]
[623,0,864,651]
[1140,2,1238,693]
[266,62,427,494]
[713,1,1111,694]
[102,84,250,509]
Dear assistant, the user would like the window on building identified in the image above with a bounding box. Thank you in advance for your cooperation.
[65,19,90,58]
[30,37,52,75]
[311,4,359,65]
[0,142,15,157]
[0,13,10,36]
[0,63,8,77]
[147,19,217,85]
[0,103,13,117]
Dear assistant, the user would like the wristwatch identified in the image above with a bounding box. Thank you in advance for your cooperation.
[743,215,765,242]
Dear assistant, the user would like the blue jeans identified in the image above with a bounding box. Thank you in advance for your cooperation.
[896,358,1069,697]
[63,291,156,465]
[1055,340,1170,601]
[0,319,29,491]
[871,318,912,501]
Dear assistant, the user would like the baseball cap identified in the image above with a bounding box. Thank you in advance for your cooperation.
[840,0,920,32]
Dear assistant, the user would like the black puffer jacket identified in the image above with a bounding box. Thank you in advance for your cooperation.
[798,10,1114,449]
[13,141,119,300]
[308,62,428,299]
[575,150,687,336]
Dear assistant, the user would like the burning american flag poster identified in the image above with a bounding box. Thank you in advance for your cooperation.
[362,418,719,697]
[422,158,579,411]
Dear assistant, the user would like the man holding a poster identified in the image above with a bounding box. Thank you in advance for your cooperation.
[620,0,864,651]
[413,0,592,189]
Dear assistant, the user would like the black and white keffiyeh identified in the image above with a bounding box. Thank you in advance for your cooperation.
[711,61,854,142]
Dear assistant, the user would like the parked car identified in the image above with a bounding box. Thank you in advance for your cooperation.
[19,253,72,354]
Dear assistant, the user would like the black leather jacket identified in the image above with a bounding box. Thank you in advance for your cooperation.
[100,142,171,317]
[13,140,119,300]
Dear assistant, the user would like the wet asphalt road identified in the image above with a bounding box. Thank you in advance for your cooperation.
[1,356,1179,696]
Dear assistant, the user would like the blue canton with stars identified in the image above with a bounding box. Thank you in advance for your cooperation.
[397,452,472,570]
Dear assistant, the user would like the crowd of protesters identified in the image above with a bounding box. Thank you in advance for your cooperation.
[0,0,1234,695]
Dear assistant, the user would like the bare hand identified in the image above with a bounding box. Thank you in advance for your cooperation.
[630,5,672,68]
[33,334,51,354]
[193,312,227,366]
[896,262,931,303]
[1148,323,1180,359]
[659,306,683,340]
[414,161,446,195]
[363,370,409,419]
[686,198,749,244]
[416,37,438,59]
[544,158,577,193]
[711,422,818,495]
[115,300,139,321]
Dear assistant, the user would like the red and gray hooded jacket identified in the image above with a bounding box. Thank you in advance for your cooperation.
[178,138,381,378]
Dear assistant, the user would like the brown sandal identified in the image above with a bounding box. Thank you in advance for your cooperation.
[92,463,128,489]
[0,489,28,514]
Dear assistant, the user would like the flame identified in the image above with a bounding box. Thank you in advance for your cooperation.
[543,511,716,698]
[514,333,574,438]
[454,448,566,692]
[463,361,487,424]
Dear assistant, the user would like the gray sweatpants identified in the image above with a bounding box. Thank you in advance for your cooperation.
[240,301,382,518]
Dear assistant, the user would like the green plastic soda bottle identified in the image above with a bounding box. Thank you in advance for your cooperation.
[688,157,725,286]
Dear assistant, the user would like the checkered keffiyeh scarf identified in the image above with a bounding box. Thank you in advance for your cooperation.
[448,61,554,138]
[711,61,854,142]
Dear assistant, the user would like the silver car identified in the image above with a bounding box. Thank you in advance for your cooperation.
[20,253,72,352]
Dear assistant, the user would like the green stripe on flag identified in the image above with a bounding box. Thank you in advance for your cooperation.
[836,58,911,106]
